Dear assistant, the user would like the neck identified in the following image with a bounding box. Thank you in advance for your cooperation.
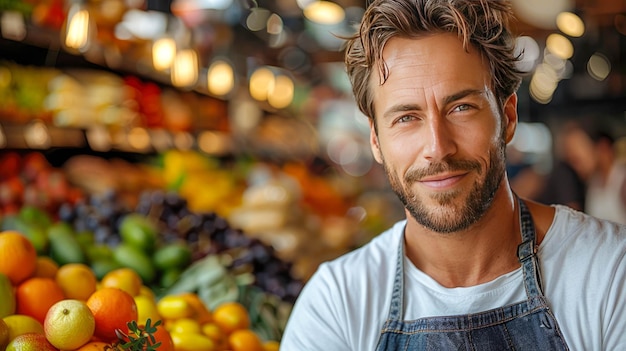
[404,188,521,288]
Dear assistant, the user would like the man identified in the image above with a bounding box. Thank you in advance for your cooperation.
[585,130,626,224]
[536,121,595,211]
[281,0,626,350]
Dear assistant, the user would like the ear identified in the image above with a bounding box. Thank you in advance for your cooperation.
[369,119,383,164]
[503,93,518,144]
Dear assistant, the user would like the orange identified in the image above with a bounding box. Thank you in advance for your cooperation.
[263,340,281,351]
[55,263,97,300]
[44,299,95,350]
[0,231,38,285]
[15,277,65,323]
[74,341,111,350]
[201,322,226,347]
[34,256,59,279]
[86,287,138,342]
[100,268,143,297]
[128,322,174,351]
[5,332,57,351]
[138,285,155,301]
[179,292,212,324]
[212,301,250,335]
[228,329,264,351]
[151,322,175,351]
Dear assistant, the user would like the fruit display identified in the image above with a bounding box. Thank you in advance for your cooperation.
[0,229,282,350]
[0,61,229,134]
[0,150,304,342]
[2,195,295,338]
[0,142,401,346]
[0,151,83,218]
[0,62,58,124]
[0,5,406,347]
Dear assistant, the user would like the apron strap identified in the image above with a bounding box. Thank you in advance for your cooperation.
[516,197,545,298]
[388,235,405,320]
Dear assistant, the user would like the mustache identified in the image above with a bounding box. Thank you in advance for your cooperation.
[405,159,482,182]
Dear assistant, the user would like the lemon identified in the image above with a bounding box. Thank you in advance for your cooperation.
[44,299,95,350]
[2,315,44,341]
[157,295,195,320]
[170,332,216,351]
[170,318,202,334]
[134,295,162,326]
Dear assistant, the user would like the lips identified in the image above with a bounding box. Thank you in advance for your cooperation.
[419,173,466,189]
[405,158,481,185]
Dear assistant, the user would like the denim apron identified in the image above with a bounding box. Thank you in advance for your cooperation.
[375,198,570,350]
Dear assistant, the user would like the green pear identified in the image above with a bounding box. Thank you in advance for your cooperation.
[0,273,16,318]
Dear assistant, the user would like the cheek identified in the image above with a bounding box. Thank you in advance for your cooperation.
[457,125,503,166]
[378,134,421,172]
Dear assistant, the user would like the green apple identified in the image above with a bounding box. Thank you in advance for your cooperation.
[119,214,158,253]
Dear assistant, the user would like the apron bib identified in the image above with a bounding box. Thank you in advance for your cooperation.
[375,198,569,350]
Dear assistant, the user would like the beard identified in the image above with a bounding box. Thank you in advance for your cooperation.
[383,137,507,234]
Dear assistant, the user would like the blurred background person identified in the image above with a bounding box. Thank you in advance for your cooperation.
[535,121,596,211]
[585,129,626,224]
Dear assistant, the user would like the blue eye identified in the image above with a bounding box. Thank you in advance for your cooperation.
[453,104,472,112]
[397,115,416,123]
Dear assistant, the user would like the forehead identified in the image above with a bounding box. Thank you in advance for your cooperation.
[374,33,489,88]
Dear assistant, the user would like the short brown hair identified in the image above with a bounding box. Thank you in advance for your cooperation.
[345,0,523,121]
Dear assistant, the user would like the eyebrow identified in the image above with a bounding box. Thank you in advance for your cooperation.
[382,88,486,120]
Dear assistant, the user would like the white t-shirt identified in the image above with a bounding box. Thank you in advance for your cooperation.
[281,206,626,350]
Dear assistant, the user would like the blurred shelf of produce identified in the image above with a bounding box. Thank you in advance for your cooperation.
[0,148,405,341]
[0,1,409,345]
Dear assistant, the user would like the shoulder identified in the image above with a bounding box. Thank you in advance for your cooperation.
[311,219,405,293]
[544,205,626,250]
[540,204,626,286]
[281,220,405,350]
[551,205,625,238]
[539,206,626,349]
[326,220,404,268]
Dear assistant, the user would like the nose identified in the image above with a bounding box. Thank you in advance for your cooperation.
[422,116,457,161]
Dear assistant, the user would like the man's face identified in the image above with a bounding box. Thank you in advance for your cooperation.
[369,33,517,233]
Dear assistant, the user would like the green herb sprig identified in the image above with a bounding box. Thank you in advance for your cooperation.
[108,318,163,350]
